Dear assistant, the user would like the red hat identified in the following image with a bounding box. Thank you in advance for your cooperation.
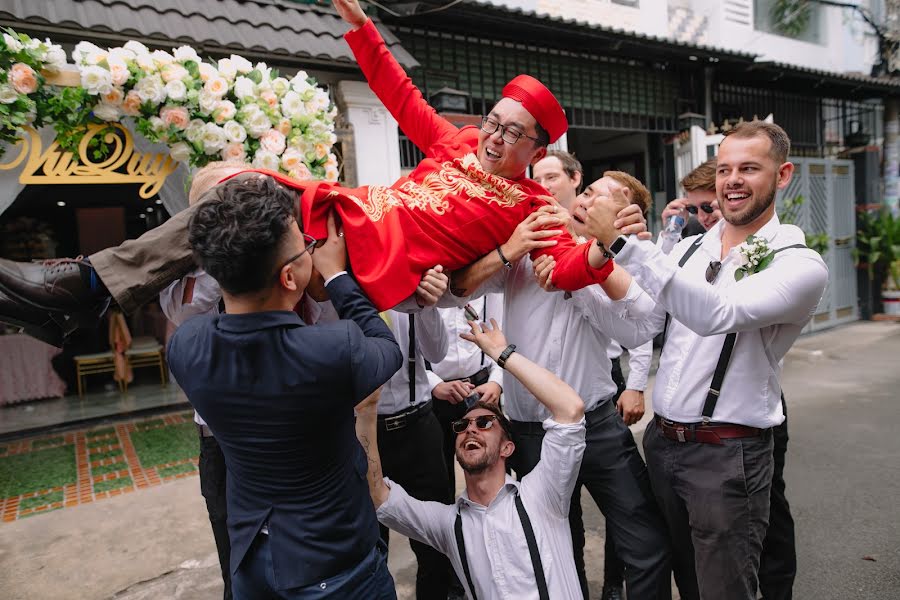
[501,75,567,143]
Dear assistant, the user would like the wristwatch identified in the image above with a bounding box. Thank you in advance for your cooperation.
[597,235,628,258]
[496,245,513,269]
[497,344,517,369]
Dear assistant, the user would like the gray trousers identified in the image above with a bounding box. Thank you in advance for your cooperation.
[643,419,774,600]
[90,204,200,314]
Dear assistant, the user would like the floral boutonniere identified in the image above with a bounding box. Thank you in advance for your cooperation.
[734,235,775,281]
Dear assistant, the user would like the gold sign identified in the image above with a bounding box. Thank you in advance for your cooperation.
[0,124,178,199]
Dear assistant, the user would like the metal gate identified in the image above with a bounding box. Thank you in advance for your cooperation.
[674,125,858,332]
[777,158,858,331]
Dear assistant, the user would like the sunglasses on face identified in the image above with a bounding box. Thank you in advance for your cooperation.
[685,204,715,215]
[451,414,501,434]
[274,233,317,278]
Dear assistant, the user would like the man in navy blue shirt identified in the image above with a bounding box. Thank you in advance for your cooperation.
[167,173,402,599]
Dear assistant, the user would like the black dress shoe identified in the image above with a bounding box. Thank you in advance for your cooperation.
[0,289,65,347]
[600,585,625,600]
[0,257,106,313]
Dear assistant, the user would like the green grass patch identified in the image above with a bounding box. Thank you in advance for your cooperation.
[93,476,133,493]
[33,437,64,449]
[157,463,196,478]
[131,422,197,468]
[91,461,128,476]
[134,418,165,431]
[86,427,115,438]
[0,445,76,498]
[87,437,119,449]
[0,446,7,456]
[89,449,123,462]
[19,490,64,511]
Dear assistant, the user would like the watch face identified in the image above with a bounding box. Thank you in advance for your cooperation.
[610,236,627,254]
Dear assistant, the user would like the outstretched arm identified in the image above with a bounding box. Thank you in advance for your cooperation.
[462,319,584,423]
[355,389,390,508]
[334,0,457,153]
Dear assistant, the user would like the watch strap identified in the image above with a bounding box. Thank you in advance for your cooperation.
[497,344,517,369]
[609,235,628,256]
[496,246,513,269]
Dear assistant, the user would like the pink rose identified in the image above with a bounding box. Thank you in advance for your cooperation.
[103,88,124,106]
[288,163,312,181]
[276,118,292,136]
[161,64,188,83]
[122,91,143,116]
[221,142,246,162]
[259,129,286,155]
[261,90,278,109]
[160,105,190,130]
[9,63,38,95]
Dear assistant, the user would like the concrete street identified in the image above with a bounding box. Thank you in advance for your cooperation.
[1,321,898,599]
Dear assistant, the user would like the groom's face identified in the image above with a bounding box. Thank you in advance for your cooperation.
[477,98,546,180]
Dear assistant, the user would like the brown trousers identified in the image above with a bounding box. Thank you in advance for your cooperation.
[90,204,200,314]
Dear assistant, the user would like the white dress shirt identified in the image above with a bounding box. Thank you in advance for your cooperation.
[427,294,504,391]
[377,418,586,600]
[476,254,650,423]
[606,340,653,392]
[377,308,449,415]
[613,215,828,428]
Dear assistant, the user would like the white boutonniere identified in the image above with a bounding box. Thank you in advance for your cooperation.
[734,235,775,281]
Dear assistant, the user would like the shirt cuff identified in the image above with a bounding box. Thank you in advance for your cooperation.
[324,271,348,287]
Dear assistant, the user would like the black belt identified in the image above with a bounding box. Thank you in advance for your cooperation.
[445,365,491,387]
[378,400,433,432]
[509,398,617,436]
[196,423,215,438]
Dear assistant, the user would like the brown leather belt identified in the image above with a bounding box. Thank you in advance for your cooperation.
[654,416,768,445]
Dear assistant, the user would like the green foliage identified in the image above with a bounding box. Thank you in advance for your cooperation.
[771,0,812,38]
[855,208,900,290]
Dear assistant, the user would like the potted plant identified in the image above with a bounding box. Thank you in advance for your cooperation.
[854,207,900,317]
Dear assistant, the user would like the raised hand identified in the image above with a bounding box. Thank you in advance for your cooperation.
[332,0,368,29]
[415,265,448,307]
[460,318,508,362]
[311,211,347,280]
[500,205,565,263]
[661,198,688,223]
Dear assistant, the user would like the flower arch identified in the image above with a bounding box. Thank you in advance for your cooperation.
[0,28,339,182]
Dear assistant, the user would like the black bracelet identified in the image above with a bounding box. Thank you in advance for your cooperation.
[595,239,613,259]
[496,245,513,269]
[497,344,517,369]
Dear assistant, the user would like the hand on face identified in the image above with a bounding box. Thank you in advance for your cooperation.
[460,318,508,362]
[415,265,448,307]
[311,211,347,280]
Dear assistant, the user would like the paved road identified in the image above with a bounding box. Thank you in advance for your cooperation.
[1,321,898,599]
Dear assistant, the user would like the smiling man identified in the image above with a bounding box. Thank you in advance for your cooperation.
[356,319,587,600]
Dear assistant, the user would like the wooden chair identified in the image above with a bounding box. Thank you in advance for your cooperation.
[73,352,122,397]
[125,337,168,392]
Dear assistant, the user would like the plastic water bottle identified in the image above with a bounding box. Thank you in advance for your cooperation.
[661,214,685,243]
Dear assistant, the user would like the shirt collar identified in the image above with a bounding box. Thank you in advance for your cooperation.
[703,212,783,259]
[457,475,520,510]
[216,310,305,333]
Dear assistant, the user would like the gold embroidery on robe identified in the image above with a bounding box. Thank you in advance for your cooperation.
[360,153,530,222]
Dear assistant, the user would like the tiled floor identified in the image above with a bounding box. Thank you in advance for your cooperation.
[0,410,199,522]
[0,382,186,437]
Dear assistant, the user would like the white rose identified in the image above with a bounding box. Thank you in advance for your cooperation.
[217,57,237,80]
[252,149,280,172]
[3,33,23,53]
[280,91,304,119]
[80,65,114,96]
[151,50,175,67]
[173,46,200,63]
[231,54,253,74]
[280,147,304,171]
[44,44,67,70]
[311,89,330,112]
[204,76,229,99]
[325,165,339,182]
[214,99,237,125]
[198,63,217,82]
[260,129,286,155]
[245,111,272,138]
[223,120,247,143]
[233,76,256,100]
[135,74,167,105]
[135,53,157,72]
[0,84,19,104]
[199,123,227,154]
[107,56,130,86]
[108,47,135,63]
[148,116,167,135]
[72,41,103,62]
[185,119,206,143]
[270,77,290,97]
[165,80,188,102]
[123,40,149,55]
[92,102,121,122]
[169,141,192,163]
[198,90,219,114]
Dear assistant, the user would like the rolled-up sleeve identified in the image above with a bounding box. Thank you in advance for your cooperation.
[376,479,454,555]
[520,419,586,518]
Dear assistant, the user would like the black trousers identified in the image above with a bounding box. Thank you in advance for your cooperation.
[643,420,774,600]
[199,434,232,600]
[378,408,454,600]
[759,412,797,600]
[603,358,628,591]
[510,404,673,600]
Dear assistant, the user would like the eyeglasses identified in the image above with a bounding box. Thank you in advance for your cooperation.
[451,414,501,434]
[706,260,722,284]
[275,233,317,278]
[480,116,540,145]
[685,204,715,215]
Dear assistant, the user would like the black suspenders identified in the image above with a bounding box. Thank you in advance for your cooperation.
[454,492,550,600]
[408,314,416,405]
[669,234,806,422]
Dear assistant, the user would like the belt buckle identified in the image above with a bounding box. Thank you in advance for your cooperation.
[384,415,405,431]
[675,427,686,443]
